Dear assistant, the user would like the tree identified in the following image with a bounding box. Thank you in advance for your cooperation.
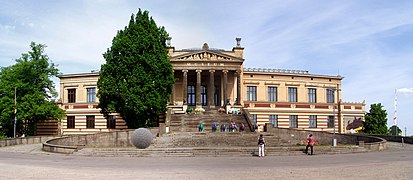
[97,9,174,128]
[388,125,402,136]
[0,42,65,137]
[364,103,388,134]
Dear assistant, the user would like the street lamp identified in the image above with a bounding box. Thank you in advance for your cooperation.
[14,87,17,138]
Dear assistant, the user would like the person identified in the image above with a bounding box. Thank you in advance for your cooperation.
[212,122,217,132]
[221,123,226,132]
[305,134,315,155]
[258,134,265,157]
[198,123,204,132]
[239,123,245,132]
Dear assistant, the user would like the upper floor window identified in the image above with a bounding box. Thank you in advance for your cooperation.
[309,115,317,128]
[247,86,257,101]
[87,87,96,103]
[269,114,278,127]
[68,89,76,103]
[308,88,317,103]
[67,116,75,129]
[288,87,297,102]
[268,87,277,102]
[326,89,335,103]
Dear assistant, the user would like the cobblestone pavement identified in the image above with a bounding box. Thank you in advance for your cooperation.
[0,142,412,179]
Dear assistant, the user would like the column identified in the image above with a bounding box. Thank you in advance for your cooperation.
[236,69,241,105]
[182,70,188,105]
[169,70,175,105]
[209,70,215,108]
[223,70,228,106]
[196,70,202,108]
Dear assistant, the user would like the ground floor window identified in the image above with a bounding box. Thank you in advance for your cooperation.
[269,114,278,127]
[201,85,207,106]
[309,115,317,128]
[107,115,116,129]
[187,85,195,106]
[328,116,335,128]
[67,116,75,129]
[86,115,95,129]
[289,115,298,128]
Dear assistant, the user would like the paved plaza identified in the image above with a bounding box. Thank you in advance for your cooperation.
[0,142,412,179]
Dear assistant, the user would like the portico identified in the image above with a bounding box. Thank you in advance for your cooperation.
[168,40,244,109]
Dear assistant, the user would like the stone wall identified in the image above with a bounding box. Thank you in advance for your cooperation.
[0,136,57,147]
[43,128,158,154]
[265,124,386,151]
[372,135,413,144]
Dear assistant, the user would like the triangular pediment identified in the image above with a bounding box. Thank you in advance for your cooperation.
[170,50,242,61]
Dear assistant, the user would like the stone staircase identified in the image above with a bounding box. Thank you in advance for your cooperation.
[170,109,249,132]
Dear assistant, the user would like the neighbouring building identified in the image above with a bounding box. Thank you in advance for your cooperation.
[58,38,365,135]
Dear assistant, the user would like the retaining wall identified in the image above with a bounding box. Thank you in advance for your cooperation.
[265,124,386,151]
[0,136,57,147]
[43,128,158,154]
[372,135,413,144]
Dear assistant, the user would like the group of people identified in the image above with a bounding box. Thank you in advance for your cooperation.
[200,121,246,133]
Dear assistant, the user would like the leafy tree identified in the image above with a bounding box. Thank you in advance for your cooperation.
[388,125,402,136]
[97,9,174,128]
[364,103,388,134]
[0,42,65,137]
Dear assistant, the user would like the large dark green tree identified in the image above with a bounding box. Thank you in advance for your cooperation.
[364,103,388,134]
[97,9,174,128]
[0,42,65,137]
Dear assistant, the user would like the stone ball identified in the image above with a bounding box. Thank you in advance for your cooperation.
[131,128,153,149]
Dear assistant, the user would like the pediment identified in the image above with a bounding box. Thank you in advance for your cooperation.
[170,50,242,61]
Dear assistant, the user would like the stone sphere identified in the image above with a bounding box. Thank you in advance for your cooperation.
[131,128,153,149]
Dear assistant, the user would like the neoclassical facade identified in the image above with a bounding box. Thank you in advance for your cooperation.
[58,38,365,135]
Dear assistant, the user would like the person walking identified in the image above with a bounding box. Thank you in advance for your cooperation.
[258,134,265,157]
[305,134,316,155]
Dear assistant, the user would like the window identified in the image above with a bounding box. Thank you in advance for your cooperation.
[308,88,316,103]
[201,85,207,106]
[67,116,75,129]
[326,89,335,103]
[187,85,195,106]
[289,115,298,128]
[251,114,257,124]
[288,87,297,102]
[86,115,95,129]
[247,86,257,101]
[309,115,317,128]
[268,87,277,102]
[87,87,96,103]
[328,116,335,128]
[107,115,116,129]
[269,115,278,127]
[68,89,76,103]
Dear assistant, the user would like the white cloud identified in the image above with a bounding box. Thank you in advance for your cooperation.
[398,88,413,94]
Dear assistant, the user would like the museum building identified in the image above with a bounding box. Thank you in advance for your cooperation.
[58,38,365,135]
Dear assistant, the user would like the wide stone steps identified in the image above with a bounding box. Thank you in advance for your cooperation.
[170,114,247,132]
[74,146,368,157]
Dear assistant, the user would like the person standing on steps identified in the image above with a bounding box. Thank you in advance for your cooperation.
[198,123,204,132]
[305,134,316,155]
[258,134,265,157]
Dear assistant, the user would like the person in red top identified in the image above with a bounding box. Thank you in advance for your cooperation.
[305,134,316,155]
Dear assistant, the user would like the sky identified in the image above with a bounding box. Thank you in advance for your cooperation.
[1,0,412,135]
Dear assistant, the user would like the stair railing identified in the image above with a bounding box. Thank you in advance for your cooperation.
[242,108,255,132]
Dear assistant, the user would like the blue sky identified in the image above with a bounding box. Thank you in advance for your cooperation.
[1,0,413,135]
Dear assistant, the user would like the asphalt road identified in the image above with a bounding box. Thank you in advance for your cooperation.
[0,143,412,179]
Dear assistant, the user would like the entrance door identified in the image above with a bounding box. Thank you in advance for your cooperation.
[187,85,195,106]
[201,85,207,106]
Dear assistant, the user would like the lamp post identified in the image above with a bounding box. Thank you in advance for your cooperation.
[14,87,17,138]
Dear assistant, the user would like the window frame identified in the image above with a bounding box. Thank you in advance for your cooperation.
[269,114,278,127]
[326,89,335,103]
[86,115,95,129]
[247,86,257,101]
[268,87,277,102]
[67,116,75,129]
[327,115,335,128]
[309,115,317,128]
[86,87,96,103]
[289,115,298,128]
[107,115,116,129]
[288,87,297,102]
[68,89,76,103]
[308,88,317,103]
